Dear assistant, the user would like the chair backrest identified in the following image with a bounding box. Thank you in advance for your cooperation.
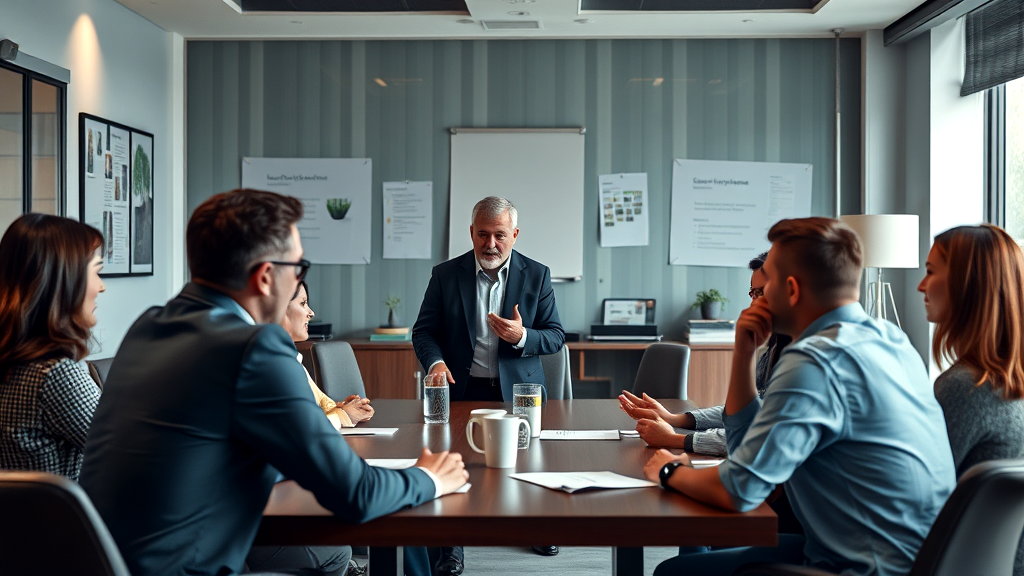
[540,346,573,400]
[310,340,367,399]
[87,357,115,387]
[0,471,131,576]
[910,458,1024,576]
[294,340,316,376]
[631,343,690,400]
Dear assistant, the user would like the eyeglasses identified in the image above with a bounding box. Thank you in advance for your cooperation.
[253,258,311,282]
[748,286,764,300]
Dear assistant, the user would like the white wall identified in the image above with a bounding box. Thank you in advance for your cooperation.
[887,18,985,374]
[0,0,183,358]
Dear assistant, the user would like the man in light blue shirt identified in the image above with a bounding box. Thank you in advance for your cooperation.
[645,217,955,576]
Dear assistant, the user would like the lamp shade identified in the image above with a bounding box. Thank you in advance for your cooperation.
[840,214,920,269]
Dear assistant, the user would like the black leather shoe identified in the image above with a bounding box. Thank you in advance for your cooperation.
[531,545,559,556]
[434,556,464,576]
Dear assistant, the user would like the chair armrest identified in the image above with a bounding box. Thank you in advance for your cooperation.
[733,563,840,576]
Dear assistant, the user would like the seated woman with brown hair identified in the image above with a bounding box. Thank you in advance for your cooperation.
[0,214,105,481]
[281,280,373,427]
[918,223,1024,574]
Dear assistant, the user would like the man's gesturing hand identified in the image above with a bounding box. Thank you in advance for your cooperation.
[735,297,773,357]
[415,448,469,495]
[487,304,525,344]
[429,361,455,384]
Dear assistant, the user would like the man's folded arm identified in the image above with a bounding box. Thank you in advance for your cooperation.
[719,354,840,512]
[233,325,435,523]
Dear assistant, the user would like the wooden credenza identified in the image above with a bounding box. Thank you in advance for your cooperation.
[347,339,732,408]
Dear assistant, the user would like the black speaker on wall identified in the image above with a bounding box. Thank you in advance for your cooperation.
[0,39,18,62]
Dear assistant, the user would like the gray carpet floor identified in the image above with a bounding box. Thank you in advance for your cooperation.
[353,547,679,576]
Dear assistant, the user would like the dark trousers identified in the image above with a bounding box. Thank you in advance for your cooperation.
[462,376,503,401]
[654,535,807,576]
[245,546,351,576]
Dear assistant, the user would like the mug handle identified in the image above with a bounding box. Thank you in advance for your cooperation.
[518,419,531,441]
[467,419,486,454]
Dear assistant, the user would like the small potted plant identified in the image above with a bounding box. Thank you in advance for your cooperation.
[384,295,402,328]
[692,289,728,320]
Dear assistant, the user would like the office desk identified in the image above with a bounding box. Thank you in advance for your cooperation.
[566,341,733,407]
[349,340,733,407]
[258,399,775,576]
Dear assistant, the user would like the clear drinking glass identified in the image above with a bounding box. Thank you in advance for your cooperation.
[513,383,542,438]
[423,372,450,424]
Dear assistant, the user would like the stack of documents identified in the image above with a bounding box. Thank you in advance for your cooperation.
[688,320,735,344]
[510,471,657,493]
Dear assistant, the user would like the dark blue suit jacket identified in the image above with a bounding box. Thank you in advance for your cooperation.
[80,283,435,576]
[412,250,564,401]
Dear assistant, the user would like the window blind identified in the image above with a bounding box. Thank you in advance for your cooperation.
[963,0,1024,96]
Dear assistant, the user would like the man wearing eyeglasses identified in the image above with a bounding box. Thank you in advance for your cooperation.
[81,188,468,576]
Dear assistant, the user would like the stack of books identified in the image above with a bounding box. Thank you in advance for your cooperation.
[370,327,412,342]
[687,320,735,344]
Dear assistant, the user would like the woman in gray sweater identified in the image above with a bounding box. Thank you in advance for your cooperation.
[918,224,1024,574]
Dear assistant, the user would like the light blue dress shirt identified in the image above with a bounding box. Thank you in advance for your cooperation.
[720,303,955,576]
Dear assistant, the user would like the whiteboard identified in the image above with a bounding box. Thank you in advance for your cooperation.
[449,130,585,280]
[669,159,813,268]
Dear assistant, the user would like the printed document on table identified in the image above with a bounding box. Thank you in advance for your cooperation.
[669,159,812,268]
[510,471,657,493]
[539,430,621,440]
[383,181,432,260]
[366,459,472,493]
[337,428,398,436]
[689,458,725,469]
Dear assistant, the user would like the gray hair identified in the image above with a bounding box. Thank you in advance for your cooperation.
[472,196,518,229]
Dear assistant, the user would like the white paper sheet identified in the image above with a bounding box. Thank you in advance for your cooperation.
[669,159,812,267]
[689,458,725,469]
[510,471,657,493]
[242,157,373,265]
[539,430,621,441]
[383,181,432,260]
[337,428,399,436]
[599,173,650,248]
[365,459,472,493]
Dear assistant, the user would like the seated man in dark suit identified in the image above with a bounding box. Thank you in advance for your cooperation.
[412,196,565,575]
[80,188,468,576]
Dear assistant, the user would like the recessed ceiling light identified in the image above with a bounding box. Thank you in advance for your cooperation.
[456,18,475,24]
[652,78,664,86]
[374,78,388,87]
[742,19,755,23]
[508,11,529,16]
[575,18,593,24]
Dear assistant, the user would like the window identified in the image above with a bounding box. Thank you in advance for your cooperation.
[1006,77,1024,240]
[0,59,66,232]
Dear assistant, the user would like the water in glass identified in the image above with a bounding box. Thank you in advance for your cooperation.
[423,373,449,424]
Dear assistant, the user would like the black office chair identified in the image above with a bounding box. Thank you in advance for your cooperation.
[0,471,131,576]
[733,458,1024,576]
[310,340,367,399]
[631,343,690,400]
[86,357,115,387]
[540,346,573,400]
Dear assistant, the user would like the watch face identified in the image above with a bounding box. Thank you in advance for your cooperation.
[660,462,681,484]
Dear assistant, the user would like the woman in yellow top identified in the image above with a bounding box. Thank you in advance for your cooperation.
[281,280,373,428]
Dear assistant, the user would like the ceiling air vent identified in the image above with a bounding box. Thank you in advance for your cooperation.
[481,20,542,30]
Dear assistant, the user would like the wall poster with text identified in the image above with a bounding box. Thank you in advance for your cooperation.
[79,114,155,277]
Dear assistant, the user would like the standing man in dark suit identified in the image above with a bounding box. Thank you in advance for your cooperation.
[80,189,468,576]
[412,196,565,575]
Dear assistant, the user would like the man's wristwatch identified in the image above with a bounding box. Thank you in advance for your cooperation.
[659,461,684,490]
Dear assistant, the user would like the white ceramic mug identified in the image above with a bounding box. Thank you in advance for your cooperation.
[467,414,531,468]
[465,409,507,451]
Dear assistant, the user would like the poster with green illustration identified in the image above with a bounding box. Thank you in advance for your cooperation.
[130,132,154,274]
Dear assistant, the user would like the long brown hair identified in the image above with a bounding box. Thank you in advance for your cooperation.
[932,224,1024,399]
[0,214,104,380]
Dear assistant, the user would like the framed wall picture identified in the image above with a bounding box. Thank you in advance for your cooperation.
[79,113,154,277]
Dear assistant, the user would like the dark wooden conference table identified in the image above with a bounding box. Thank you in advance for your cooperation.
[257,399,776,576]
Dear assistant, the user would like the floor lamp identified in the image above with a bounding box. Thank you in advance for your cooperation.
[840,215,920,329]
